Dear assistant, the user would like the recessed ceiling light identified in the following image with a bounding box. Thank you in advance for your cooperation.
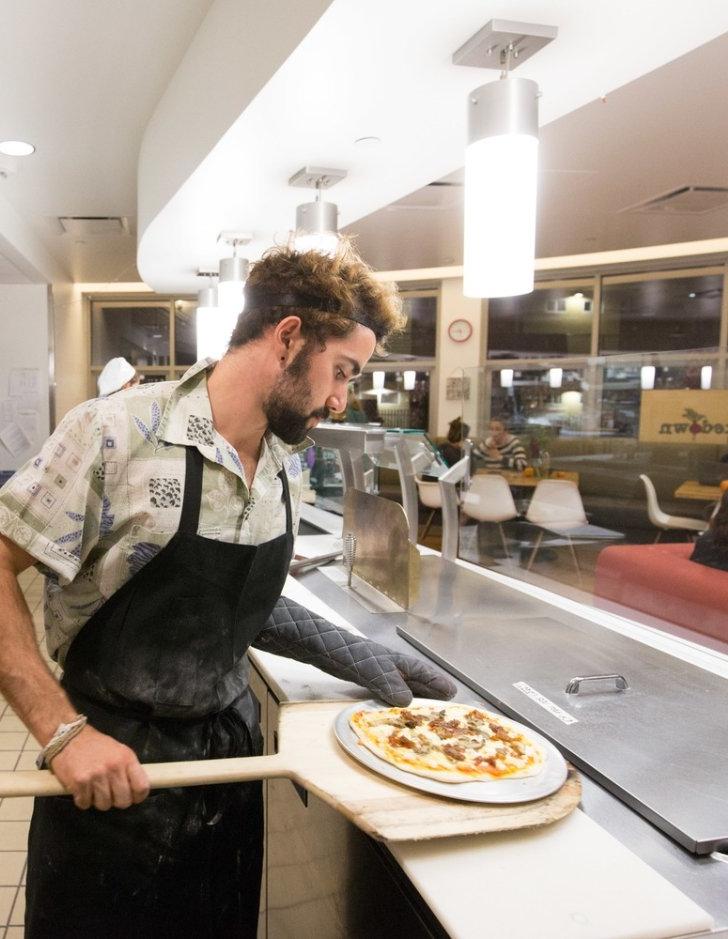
[0,140,35,157]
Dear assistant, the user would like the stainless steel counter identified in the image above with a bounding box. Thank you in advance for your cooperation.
[297,563,728,931]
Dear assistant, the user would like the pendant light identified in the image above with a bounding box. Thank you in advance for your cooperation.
[403,370,416,391]
[640,366,656,390]
[453,20,556,299]
[216,233,251,314]
[701,365,712,390]
[500,368,514,388]
[289,166,346,256]
[548,367,563,389]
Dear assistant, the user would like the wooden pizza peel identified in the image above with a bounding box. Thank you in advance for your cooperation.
[0,700,580,842]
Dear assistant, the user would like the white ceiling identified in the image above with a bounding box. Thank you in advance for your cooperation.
[2,1,728,287]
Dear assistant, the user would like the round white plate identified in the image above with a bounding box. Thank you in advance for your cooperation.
[334,698,568,804]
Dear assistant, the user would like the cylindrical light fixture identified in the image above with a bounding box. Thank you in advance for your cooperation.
[196,285,238,361]
[463,77,539,298]
[500,368,514,388]
[403,370,416,391]
[701,365,713,390]
[293,199,339,256]
[548,367,563,389]
[217,256,249,314]
[372,370,385,391]
[640,366,656,390]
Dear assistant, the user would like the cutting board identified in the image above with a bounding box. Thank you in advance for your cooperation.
[0,701,580,842]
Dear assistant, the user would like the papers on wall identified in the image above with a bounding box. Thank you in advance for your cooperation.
[9,368,40,398]
[0,422,31,457]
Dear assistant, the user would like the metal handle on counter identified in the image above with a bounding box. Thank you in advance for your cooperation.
[289,551,342,576]
[565,674,629,695]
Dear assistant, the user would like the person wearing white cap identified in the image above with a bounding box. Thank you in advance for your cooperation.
[97,357,139,396]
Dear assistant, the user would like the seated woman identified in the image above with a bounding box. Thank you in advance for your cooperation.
[690,491,728,573]
[440,417,470,467]
[475,417,528,472]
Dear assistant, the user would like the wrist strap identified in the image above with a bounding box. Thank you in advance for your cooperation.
[36,715,88,770]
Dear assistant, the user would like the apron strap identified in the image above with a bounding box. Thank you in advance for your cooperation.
[179,446,204,534]
[278,467,293,535]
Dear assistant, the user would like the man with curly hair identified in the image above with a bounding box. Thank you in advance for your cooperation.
[0,244,455,936]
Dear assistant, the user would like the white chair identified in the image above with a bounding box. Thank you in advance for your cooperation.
[639,474,708,542]
[414,477,442,542]
[460,475,519,557]
[525,479,588,573]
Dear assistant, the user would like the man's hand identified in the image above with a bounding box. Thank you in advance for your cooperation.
[49,725,150,811]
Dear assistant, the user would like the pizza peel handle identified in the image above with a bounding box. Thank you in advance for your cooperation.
[0,752,294,798]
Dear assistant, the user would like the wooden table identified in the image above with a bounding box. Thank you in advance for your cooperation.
[475,469,580,487]
[674,479,723,501]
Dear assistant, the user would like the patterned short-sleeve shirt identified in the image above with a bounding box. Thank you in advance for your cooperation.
[0,359,308,664]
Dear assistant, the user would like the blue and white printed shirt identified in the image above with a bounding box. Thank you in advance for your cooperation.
[0,359,307,663]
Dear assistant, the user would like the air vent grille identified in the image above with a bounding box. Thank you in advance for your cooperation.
[58,216,130,235]
[622,186,728,215]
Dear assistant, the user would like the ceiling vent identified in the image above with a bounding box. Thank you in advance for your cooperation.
[622,186,728,215]
[58,216,130,236]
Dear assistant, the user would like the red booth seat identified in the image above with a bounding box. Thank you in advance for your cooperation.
[594,543,728,644]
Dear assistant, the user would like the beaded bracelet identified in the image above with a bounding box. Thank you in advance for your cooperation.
[36,715,88,770]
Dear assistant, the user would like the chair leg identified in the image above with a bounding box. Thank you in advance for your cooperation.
[498,523,510,558]
[653,529,663,543]
[420,509,436,542]
[527,531,543,570]
[567,536,582,583]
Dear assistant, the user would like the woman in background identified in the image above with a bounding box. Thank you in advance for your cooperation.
[476,417,528,472]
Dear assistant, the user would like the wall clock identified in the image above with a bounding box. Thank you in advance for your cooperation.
[448,318,473,342]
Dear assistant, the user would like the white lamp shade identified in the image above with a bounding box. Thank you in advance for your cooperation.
[403,370,416,391]
[548,367,563,389]
[640,366,656,390]
[292,231,340,256]
[564,292,586,314]
[216,279,245,314]
[463,134,538,298]
[560,390,583,414]
[500,368,514,388]
[196,307,239,360]
[372,370,385,391]
[701,365,712,390]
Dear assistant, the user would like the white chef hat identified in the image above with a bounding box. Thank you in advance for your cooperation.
[97,357,137,397]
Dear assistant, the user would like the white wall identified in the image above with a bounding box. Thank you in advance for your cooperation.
[0,284,51,478]
[434,278,486,438]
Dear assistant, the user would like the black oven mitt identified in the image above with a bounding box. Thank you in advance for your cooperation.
[253,597,457,707]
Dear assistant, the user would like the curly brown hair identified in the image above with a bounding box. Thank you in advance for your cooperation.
[229,241,405,354]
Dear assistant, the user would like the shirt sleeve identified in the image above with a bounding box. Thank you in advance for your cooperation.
[0,401,104,585]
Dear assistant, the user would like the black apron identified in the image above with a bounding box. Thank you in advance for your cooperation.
[26,446,294,939]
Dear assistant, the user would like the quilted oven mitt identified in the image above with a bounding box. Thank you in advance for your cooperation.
[253,597,457,707]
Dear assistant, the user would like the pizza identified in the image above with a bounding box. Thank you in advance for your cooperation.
[349,701,545,783]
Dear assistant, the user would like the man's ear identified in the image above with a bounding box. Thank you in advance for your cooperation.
[273,316,304,364]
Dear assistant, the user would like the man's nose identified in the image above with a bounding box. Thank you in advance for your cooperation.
[327,391,346,412]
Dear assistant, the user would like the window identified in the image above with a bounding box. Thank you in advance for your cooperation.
[599,272,722,353]
[488,283,594,358]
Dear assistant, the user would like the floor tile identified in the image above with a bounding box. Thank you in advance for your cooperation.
[13,753,37,772]
[0,887,16,925]
[0,824,30,852]
[0,799,33,822]
[0,854,25,886]
[0,719,25,734]
[0,736,27,753]
[7,926,25,938]
[9,887,23,926]
[0,757,18,773]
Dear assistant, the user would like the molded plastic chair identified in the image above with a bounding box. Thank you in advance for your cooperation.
[460,474,519,557]
[639,474,708,542]
[414,477,443,542]
[525,479,588,573]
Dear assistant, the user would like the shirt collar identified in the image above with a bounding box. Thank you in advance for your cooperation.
[157,359,311,482]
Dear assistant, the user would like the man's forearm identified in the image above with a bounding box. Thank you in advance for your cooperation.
[0,569,78,746]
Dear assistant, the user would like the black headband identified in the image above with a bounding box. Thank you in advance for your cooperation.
[243,286,383,341]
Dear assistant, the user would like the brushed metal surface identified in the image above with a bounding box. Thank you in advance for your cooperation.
[342,489,419,608]
[394,560,728,855]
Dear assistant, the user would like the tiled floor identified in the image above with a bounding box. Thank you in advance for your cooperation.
[0,566,59,938]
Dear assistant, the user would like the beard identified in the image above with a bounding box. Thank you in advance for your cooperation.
[263,347,329,444]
